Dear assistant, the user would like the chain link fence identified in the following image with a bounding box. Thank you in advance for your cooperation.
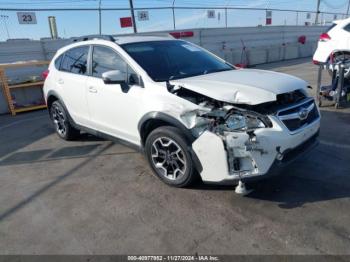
[0,6,348,41]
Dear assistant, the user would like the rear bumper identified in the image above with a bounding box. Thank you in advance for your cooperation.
[313,42,333,64]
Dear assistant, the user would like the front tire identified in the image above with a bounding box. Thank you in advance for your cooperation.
[145,126,197,187]
[50,100,80,140]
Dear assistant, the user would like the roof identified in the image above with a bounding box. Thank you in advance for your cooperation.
[334,17,350,25]
[66,34,177,50]
[113,34,175,45]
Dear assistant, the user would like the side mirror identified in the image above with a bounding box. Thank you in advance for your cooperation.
[102,70,125,84]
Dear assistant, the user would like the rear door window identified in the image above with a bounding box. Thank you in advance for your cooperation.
[61,46,89,75]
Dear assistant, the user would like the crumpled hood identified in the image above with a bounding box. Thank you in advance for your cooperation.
[170,69,308,105]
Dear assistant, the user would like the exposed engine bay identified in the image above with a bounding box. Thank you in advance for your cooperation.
[170,85,274,132]
[167,83,318,181]
[170,86,273,176]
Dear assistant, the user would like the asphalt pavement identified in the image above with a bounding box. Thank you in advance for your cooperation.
[0,58,350,254]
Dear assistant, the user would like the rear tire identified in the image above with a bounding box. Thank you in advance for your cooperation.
[145,126,197,187]
[50,100,80,140]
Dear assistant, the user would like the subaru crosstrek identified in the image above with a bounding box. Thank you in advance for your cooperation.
[43,34,320,187]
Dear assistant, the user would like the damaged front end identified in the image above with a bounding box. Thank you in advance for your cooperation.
[171,84,320,184]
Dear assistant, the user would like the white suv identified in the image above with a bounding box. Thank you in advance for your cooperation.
[313,17,350,77]
[43,34,320,187]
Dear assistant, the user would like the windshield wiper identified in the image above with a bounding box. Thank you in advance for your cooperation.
[204,68,233,75]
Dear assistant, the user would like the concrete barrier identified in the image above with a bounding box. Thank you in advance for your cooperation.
[284,44,300,60]
[247,48,267,65]
[0,25,326,114]
[299,42,314,58]
[267,46,282,63]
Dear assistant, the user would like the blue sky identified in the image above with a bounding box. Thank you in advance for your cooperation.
[0,0,349,41]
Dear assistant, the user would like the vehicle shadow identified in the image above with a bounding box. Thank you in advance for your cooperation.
[246,170,350,209]
[191,160,350,210]
[0,111,53,159]
[0,144,99,166]
[0,142,116,222]
[192,110,350,209]
[77,132,106,142]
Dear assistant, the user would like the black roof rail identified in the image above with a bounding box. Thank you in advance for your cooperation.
[71,34,115,42]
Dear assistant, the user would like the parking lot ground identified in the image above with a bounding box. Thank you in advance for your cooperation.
[0,58,350,255]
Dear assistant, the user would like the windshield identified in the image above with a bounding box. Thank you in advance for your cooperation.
[121,40,233,82]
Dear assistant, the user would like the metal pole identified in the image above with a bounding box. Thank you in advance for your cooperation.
[296,11,299,26]
[172,0,176,30]
[347,0,350,17]
[315,0,321,25]
[225,8,227,28]
[129,0,137,33]
[316,64,323,106]
[48,16,58,39]
[335,64,345,109]
[98,0,102,35]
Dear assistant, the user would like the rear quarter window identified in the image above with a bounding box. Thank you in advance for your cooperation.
[54,55,63,70]
[327,23,337,32]
[60,46,89,75]
[343,23,350,32]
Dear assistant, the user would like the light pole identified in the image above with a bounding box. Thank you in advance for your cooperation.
[172,0,176,30]
[98,0,102,35]
[0,15,10,40]
[129,0,137,33]
[315,0,321,25]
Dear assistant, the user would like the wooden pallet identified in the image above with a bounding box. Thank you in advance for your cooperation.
[0,61,50,116]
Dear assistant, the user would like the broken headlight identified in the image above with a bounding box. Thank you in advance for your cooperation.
[225,114,266,131]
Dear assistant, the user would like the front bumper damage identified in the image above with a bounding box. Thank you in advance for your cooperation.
[191,115,320,184]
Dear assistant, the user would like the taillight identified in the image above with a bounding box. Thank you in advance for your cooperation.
[313,60,320,65]
[319,33,331,42]
[42,69,49,80]
[169,31,194,38]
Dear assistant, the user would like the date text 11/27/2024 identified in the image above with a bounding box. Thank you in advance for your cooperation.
[127,255,220,261]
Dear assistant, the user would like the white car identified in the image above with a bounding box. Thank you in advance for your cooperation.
[43,34,320,187]
[313,17,350,77]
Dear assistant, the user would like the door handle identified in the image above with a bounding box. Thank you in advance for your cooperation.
[58,78,64,85]
[89,86,97,93]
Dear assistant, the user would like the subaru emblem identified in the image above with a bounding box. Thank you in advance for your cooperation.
[298,108,309,120]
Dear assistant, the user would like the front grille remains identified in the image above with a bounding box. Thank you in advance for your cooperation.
[277,98,320,133]
[251,89,308,115]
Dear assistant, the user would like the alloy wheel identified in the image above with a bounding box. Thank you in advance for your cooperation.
[51,105,67,136]
[151,137,187,181]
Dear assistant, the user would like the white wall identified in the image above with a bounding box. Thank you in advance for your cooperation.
[0,26,326,114]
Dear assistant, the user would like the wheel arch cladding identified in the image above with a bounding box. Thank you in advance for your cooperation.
[138,112,195,147]
[334,50,350,55]
[138,112,203,173]
[331,50,350,61]
[47,90,66,110]
[46,91,74,125]
[47,94,58,110]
